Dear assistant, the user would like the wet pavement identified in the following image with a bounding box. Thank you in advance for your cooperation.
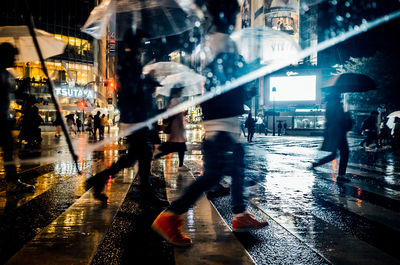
[1,130,400,264]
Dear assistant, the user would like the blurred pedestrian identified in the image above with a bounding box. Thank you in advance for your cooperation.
[283,121,287,135]
[240,119,247,137]
[93,111,101,140]
[66,114,77,135]
[100,114,107,139]
[360,110,379,149]
[87,115,94,137]
[153,85,189,171]
[378,118,391,147]
[152,0,268,247]
[54,113,62,137]
[311,93,352,181]
[18,95,43,148]
[392,117,400,150]
[76,116,82,132]
[245,113,256,142]
[86,28,168,206]
[0,43,35,193]
[277,121,283,136]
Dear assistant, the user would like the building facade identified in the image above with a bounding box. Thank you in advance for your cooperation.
[0,0,115,126]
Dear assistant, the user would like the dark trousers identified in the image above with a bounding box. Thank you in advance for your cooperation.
[168,132,247,215]
[314,136,349,176]
[247,131,254,142]
[0,119,17,181]
[97,129,153,186]
[154,142,186,167]
[93,126,100,139]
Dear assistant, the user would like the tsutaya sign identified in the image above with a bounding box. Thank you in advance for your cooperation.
[55,87,96,99]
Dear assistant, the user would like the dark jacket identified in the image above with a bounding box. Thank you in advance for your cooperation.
[93,114,101,128]
[245,117,256,132]
[321,99,347,152]
[117,48,158,124]
[201,52,249,121]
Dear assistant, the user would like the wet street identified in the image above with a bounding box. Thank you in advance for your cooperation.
[1,130,400,264]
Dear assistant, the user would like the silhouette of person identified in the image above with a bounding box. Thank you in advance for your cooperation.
[0,43,35,193]
[151,0,268,247]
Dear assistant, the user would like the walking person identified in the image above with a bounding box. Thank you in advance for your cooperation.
[86,28,168,206]
[277,121,283,136]
[87,115,94,137]
[360,111,379,150]
[153,85,189,171]
[0,43,35,193]
[245,113,256,142]
[99,114,107,139]
[76,116,82,132]
[66,114,77,135]
[54,113,62,137]
[152,0,268,247]
[311,92,352,181]
[283,121,288,135]
[93,111,101,140]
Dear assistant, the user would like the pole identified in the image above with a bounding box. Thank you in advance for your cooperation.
[23,0,81,174]
[272,87,276,136]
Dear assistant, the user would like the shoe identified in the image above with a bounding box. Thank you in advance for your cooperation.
[178,164,190,172]
[151,210,192,247]
[7,179,35,194]
[336,175,351,183]
[232,211,268,232]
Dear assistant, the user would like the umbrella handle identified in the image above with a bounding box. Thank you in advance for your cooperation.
[22,0,81,174]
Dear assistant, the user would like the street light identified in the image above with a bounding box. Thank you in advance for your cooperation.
[272,86,276,136]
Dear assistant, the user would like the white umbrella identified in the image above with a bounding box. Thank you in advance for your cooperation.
[157,71,205,97]
[81,0,194,40]
[230,27,300,64]
[143,61,192,82]
[386,111,400,129]
[0,26,66,62]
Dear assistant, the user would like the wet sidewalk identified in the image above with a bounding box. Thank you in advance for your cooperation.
[3,132,254,265]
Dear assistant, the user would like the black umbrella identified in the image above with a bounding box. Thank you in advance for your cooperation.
[322,73,377,93]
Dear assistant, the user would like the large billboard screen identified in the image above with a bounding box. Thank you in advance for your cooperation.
[268,75,317,103]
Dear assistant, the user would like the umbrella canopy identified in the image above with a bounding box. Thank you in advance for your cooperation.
[82,0,194,40]
[143,61,192,82]
[230,27,300,64]
[322,73,377,93]
[0,26,66,62]
[157,71,205,97]
[386,111,400,129]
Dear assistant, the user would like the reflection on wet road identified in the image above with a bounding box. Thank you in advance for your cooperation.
[1,130,400,264]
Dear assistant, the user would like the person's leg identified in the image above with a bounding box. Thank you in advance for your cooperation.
[167,136,224,214]
[313,152,337,167]
[1,121,35,192]
[87,132,141,202]
[230,142,247,214]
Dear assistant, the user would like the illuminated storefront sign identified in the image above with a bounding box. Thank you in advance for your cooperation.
[55,87,96,99]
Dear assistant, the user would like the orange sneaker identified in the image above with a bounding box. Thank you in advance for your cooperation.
[232,212,268,232]
[152,210,192,247]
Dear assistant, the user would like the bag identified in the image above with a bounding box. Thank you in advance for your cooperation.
[343,112,354,132]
